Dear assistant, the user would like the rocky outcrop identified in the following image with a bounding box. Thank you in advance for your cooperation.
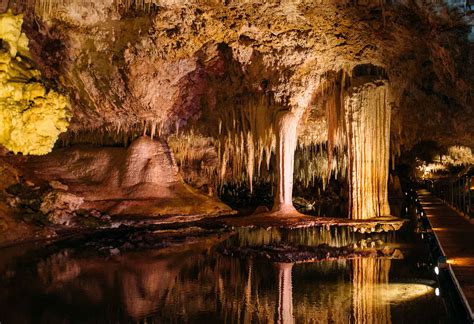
[40,190,84,225]
[26,136,234,219]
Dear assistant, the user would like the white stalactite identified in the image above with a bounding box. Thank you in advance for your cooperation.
[272,110,299,213]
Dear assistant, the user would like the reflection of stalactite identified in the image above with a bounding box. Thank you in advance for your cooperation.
[352,257,391,324]
[345,81,391,219]
[235,226,362,248]
[276,263,294,324]
[243,259,253,324]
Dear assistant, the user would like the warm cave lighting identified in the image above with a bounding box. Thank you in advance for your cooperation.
[449,257,474,266]
[438,256,448,268]
[0,2,472,323]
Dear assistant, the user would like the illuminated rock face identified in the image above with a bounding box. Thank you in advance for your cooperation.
[345,81,391,219]
[0,11,70,155]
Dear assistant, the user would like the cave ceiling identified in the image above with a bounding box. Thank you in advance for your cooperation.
[3,0,473,152]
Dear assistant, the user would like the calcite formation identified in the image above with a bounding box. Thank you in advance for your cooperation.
[344,80,391,219]
[273,110,300,214]
[0,1,471,231]
[26,136,234,219]
[0,11,70,155]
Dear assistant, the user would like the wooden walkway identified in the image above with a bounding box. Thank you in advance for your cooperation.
[418,189,474,321]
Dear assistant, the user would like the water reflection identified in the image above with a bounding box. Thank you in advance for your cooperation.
[352,258,391,324]
[0,233,444,324]
[276,263,294,324]
[233,226,398,248]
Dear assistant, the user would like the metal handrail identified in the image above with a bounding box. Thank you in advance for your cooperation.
[427,176,473,220]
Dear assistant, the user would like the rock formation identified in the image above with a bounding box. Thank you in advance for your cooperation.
[0,0,472,241]
[0,11,70,155]
[26,136,233,219]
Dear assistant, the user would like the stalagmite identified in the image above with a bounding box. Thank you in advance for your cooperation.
[272,111,299,214]
[344,80,391,220]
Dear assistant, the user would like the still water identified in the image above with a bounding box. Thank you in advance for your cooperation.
[0,203,464,323]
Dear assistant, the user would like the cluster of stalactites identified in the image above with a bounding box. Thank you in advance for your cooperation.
[60,119,168,147]
[165,95,278,191]
[24,0,157,17]
[216,95,277,192]
[168,130,219,184]
[294,143,348,190]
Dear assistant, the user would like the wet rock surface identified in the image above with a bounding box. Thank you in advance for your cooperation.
[4,180,111,230]
[219,243,403,263]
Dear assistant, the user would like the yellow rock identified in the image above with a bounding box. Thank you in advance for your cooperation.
[0,10,70,155]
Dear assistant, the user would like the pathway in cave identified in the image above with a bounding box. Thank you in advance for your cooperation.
[418,189,474,321]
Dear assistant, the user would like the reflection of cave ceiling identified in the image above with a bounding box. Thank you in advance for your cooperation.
[3,0,474,152]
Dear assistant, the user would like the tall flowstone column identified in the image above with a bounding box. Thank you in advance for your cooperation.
[345,80,391,219]
[272,111,299,214]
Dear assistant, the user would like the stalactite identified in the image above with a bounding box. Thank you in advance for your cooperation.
[246,131,255,193]
[294,143,348,190]
[326,71,347,179]
[272,110,299,213]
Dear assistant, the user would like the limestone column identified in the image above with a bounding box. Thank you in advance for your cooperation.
[345,81,391,219]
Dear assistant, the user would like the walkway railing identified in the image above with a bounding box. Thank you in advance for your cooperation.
[426,176,473,220]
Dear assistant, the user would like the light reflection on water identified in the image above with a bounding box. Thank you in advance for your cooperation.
[0,223,451,324]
